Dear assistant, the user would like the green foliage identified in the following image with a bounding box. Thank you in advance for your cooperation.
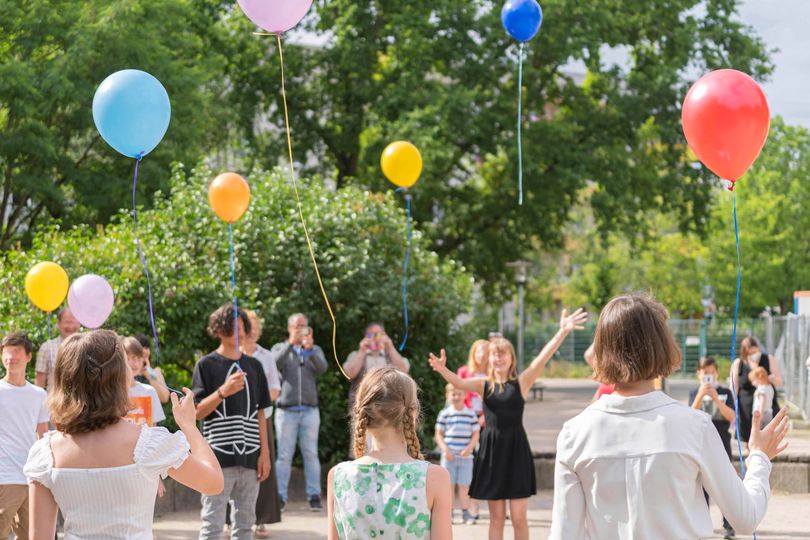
[212,0,770,297]
[0,164,476,463]
[0,0,226,246]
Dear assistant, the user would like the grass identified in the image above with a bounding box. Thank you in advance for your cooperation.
[542,360,595,379]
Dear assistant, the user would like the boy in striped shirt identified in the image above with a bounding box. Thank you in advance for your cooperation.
[435,383,480,524]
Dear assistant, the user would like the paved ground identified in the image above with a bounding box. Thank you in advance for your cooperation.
[154,493,810,539]
[153,378,810,539]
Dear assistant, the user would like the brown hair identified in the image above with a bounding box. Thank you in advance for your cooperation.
[487,337,518,394]
[592,294,681,384]
[122,336,145,359]
[467,339,489,374]
[698,356,717,371]
[748,366,769,385]
[740,336,760,360]
[1,332,33,355]
[207,304,252,338]
[48,330,131,434]
[353,367,423,460]
[245,309,263,337]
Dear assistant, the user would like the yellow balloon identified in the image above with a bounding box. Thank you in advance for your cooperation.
[25,262,69,313]
[381,141,423,188]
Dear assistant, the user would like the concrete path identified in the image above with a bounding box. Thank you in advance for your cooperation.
[154,492,810,539]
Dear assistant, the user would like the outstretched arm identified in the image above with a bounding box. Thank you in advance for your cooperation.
[519,309,588,397]
[428,349,486,395]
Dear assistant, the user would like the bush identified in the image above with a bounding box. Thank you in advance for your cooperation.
[0,163,478,464]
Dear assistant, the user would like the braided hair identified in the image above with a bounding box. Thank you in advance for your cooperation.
[352,366,423,460]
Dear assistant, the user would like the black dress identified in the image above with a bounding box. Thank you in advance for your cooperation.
[468,380,536,500]
[736,353,779,443]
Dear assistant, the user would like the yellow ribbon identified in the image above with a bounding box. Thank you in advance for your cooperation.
[271,33,349,380]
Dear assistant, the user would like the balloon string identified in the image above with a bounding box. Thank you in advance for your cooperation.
[517,42,525,206]
[395,189,412,351]
[275,33,348,380]
[132,156,182,396]
[229,223,242,371]
[132,155,160,362]
[729,192,755,540]
[46,313,52,340]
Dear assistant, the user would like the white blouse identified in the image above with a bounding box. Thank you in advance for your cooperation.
[25,426,190,540]
[549,391,772,540]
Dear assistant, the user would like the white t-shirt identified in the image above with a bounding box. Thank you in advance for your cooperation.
[253,344,281,416]
[0,380,49,485]
[753,384,775,416]
[125,382,165,426]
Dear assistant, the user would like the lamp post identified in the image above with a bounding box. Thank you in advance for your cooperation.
[507,260,531,372]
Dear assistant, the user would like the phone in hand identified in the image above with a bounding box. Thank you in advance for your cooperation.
[702,374,716,386]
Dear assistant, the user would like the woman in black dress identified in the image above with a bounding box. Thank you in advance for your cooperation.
[429,308,588,540]
[731,336,783,444]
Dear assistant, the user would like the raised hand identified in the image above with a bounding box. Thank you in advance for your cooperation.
[428,349,448,372]
[171,388,198,431]
[560,308,589,334]
[749,407,789,460]
[219,371,246,398]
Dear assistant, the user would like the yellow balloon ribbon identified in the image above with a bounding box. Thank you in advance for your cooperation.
[275,33,348,380]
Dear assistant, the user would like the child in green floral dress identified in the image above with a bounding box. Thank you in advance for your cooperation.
[327,367,452,540]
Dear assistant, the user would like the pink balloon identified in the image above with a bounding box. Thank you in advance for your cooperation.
[237,0,313,33]
[67,274,115,329]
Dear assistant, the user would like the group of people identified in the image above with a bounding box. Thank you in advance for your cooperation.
[0,294,792,539]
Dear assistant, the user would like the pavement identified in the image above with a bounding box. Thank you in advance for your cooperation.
[152,378,810,539]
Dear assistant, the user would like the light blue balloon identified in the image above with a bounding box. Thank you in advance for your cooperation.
[92,70,171,158]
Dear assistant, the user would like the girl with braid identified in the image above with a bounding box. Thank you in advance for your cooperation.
[327,367,452,540]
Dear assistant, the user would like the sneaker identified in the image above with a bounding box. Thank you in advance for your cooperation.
[462,509,475,525]
[723,527,736,539]
[309,495,323,511]
[279,500,286,513]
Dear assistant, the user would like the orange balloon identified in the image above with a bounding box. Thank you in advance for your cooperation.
[208,173,251,223]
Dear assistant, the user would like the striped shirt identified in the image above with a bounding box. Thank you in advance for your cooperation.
[435,405,479,458]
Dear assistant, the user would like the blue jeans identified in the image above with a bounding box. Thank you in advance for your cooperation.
[199,466,260,540]
[275,407,321,501]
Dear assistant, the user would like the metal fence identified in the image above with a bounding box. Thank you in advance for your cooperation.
[517,315,810,419]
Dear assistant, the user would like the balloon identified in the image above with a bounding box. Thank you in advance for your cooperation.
[25,262,69,313]
[681,69,770,185]
[501,0,543,42]
[238,0,313,34]
[381,142,423,189]
[208,173,251,223]
[67,275,115,329]
[92,70,171,158]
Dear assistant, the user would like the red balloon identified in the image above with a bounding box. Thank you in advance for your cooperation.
[681,69,770,186]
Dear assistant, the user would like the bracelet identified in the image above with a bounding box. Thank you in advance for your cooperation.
[217,389,225,400]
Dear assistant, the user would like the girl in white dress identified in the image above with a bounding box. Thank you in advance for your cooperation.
[24,330,224,539]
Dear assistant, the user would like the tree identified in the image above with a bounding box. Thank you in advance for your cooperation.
[214,0,770,297]
[0,163,479,463]
[0,0,226,248]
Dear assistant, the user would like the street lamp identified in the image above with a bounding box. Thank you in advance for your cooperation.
[507,260,531,372]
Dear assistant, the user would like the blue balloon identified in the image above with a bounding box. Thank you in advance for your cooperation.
[501,0,543,42]
[92,70,171,158]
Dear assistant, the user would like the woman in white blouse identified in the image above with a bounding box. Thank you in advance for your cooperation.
[549,294,789,540]
[25,330,224,539]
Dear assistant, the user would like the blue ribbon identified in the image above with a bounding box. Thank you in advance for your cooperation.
[517,42,525,206]
[729,191,755,539]
[396,188,412,351]
[228,223,243,370]
[132,156,182,396]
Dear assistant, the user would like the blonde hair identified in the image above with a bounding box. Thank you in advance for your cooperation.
[245,309,263,337]
[353,367,423,460]
[487,337,518,394]
[49,330,131,434]
[592,294,681,384]
[467,339,489,374]
[749,366,769,385]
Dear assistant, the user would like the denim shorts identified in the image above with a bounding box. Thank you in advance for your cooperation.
[441,456,473,486]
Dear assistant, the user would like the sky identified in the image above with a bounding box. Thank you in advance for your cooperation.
[739,0,810,128]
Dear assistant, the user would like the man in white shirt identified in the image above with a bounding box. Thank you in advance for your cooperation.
[0,332,49,539]
[35,308,80,391]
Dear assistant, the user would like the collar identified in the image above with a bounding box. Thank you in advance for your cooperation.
[590,390,679,414]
